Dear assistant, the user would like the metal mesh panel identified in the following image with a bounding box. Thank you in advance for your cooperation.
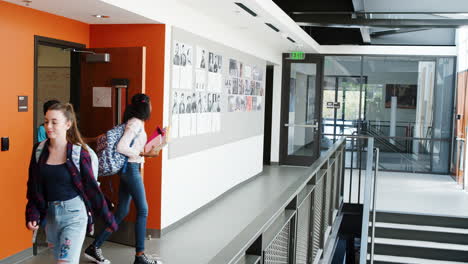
[264,221,291,264]
[330,163,337,212]
[295,196,311,264]
[323,171,331,230]
[312,182,323,262]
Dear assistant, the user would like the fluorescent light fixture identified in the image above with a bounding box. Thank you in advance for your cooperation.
[93,14,110,18]
[265,23,280,32]
[234,2,257,17]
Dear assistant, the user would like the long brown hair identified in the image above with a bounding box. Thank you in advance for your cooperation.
[47,103,88,152]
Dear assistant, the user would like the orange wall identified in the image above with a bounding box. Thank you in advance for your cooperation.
[90,24,166,230]
[0,1,89,259]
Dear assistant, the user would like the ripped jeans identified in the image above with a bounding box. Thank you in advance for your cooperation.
[46,196,87,264]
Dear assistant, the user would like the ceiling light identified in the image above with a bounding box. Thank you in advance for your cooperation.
[287,37,296,43]
[22,0,32,6]
[265,23,280,32]
[234,2,257,17]
[93,14,110,18]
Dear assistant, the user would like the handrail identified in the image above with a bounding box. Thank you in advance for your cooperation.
[359,138,374,264]
[209,137,347,264]
[370,148,380,264]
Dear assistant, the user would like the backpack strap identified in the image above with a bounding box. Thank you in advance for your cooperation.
[35,140,47,163]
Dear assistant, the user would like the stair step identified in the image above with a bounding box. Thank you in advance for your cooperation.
[368,222,468,245]
[370,238,468,262]
[367,254,467,264]
[374,211,468,229]
[371,222,468,234]
[370,238,468,251]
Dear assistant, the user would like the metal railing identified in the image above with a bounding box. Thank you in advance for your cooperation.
[212,138,347,264]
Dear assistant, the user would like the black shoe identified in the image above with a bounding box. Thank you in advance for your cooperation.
[134,254,162,264]
[84,244,111,264]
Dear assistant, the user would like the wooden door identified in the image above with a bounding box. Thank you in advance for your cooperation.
[79,47,146,137]
[79,47,146,246]
[455,71,468,185]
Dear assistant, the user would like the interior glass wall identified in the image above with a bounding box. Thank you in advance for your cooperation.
[321,55,456,174]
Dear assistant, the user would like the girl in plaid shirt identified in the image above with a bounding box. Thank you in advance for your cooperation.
[26,103,117,264]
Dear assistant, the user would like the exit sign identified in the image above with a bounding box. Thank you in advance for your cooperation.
[290,52,305,60]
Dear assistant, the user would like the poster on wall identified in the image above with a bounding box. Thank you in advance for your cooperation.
[225,79,232,94]
[195,46,207,91]
[196,46,207,69]
[92,87,112,107]
[244,65,252,80]
[229,59,238,77]
[179,43,193,89]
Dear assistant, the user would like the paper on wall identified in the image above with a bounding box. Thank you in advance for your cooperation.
[93,87,112,107]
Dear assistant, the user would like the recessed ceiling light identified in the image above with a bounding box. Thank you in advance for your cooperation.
[22,0,32,6]
[93,14,110,18]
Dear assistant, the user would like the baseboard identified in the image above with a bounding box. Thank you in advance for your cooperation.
[0,246,48,264]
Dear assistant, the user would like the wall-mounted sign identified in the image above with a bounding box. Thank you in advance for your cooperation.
[289,51,305,60]
[18,96,28,112]
[326,101,340,109]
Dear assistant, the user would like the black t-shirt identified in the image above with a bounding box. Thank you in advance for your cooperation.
[41,163,79,202]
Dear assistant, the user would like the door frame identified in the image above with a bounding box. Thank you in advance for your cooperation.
[33,36,85,143]
[279,54,324,166]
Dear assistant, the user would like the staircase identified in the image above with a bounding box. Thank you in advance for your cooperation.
[367,211,468,263]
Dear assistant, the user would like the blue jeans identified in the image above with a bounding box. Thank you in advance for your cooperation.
[46,196,87,264]
[94,162,148,252]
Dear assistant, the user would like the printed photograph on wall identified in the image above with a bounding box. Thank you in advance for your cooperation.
[196,46,206,69]
[252,97,257,111]
[173,42,182,66]
[246,96,252,111]
[244,65,252,79]
[250,81,256,95]
[232,78,239,94]
[239,78,245,95]
[229,59,238,77]
[256,96,262,111]
[385,84,417,109]
[179,92,186,114]
[212,93,221,112]
[208,52,218,73]
[225,78,232,94]
[228,95,236,112]
[256,81,263,96]
[172,90,180,115]
[179,43,192,66]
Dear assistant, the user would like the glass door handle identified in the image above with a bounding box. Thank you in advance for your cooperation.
[284,123,319,128]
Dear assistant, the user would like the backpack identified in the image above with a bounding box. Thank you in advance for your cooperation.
[35,140,99,182]
[96,123,140,177]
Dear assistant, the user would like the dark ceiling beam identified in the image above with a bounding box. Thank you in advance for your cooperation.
[294,17,468,28]
[370,28,432,37]
[291,11,468,15]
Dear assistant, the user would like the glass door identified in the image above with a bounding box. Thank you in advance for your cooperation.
[280,56,323,166]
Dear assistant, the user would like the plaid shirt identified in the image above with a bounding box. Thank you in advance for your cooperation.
[25,141,117,233]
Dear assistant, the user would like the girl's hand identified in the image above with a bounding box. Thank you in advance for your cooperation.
[139,146,161,158]
[27,221,39,231]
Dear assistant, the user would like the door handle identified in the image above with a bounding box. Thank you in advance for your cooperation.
[284,122,319,129]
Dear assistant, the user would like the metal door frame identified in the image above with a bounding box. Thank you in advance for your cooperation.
[279,54,324,166]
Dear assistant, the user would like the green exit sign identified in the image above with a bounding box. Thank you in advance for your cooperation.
[290,52,305,60]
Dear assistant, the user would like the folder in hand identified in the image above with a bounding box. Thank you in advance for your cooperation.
[145,126,169,153]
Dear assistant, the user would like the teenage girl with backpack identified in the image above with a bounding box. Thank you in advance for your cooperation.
[25,103,117,264]
[85,93,162,264]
